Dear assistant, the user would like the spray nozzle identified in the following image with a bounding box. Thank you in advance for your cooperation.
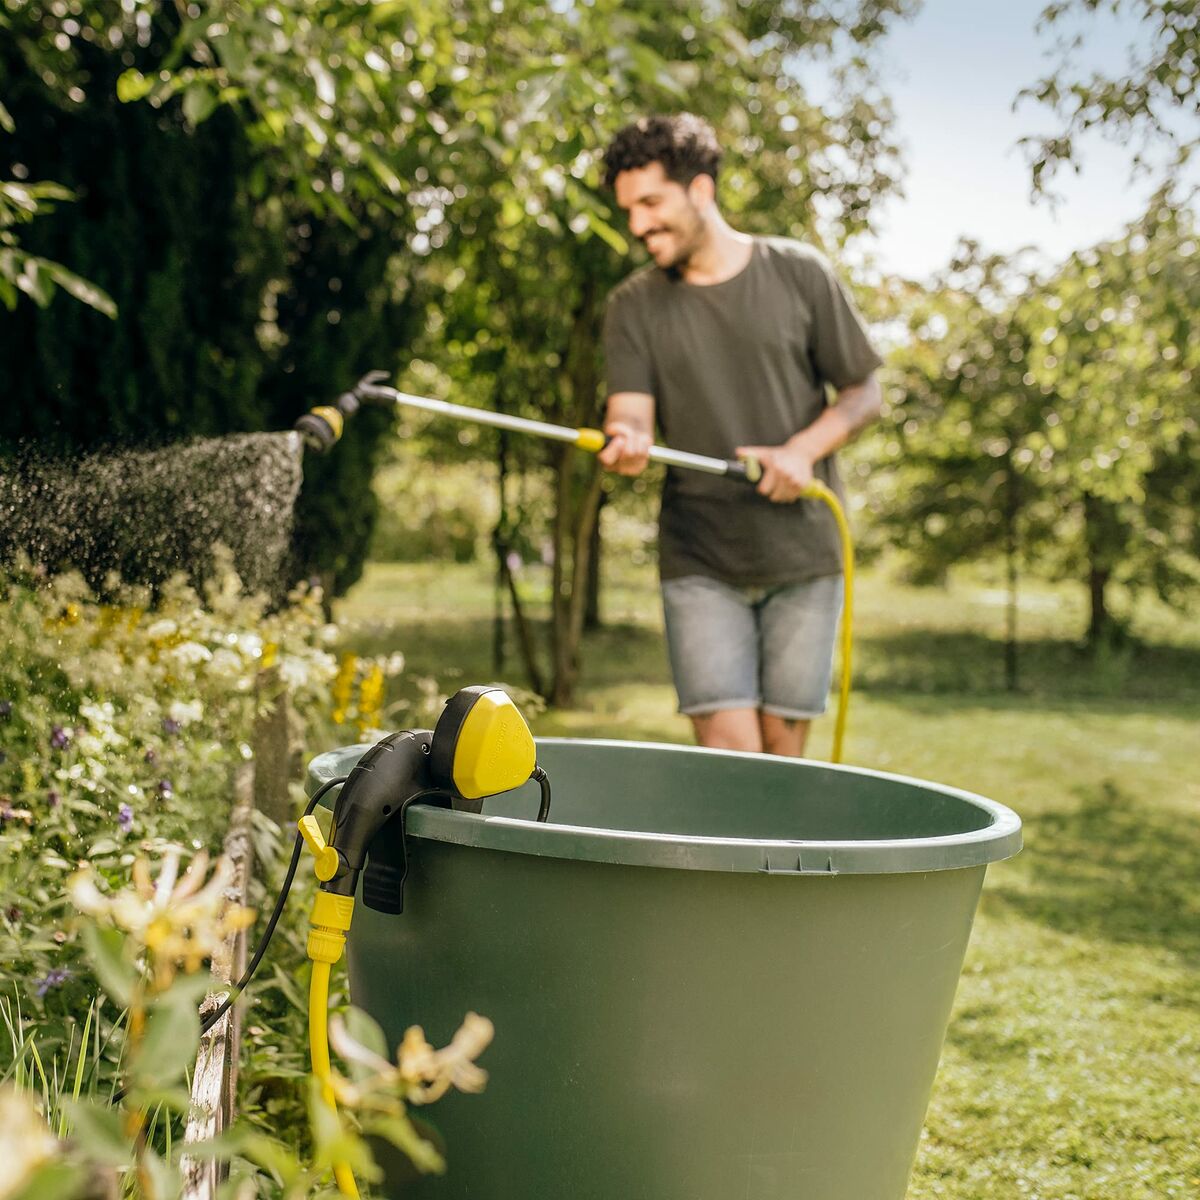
[293,371,393,453]
[302,686,546,913]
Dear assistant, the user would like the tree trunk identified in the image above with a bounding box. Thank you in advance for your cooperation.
[585,488,604,631]
[560,466,605,696]
[549,443,572,703]
[1004,454,1019,692]
[499,547,545,697]
[546,278,605,707]
[492,429,509,675]
[1082,492,1114,648]
[1088,561,1112,647]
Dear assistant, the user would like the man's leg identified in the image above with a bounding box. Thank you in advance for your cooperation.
[691,707,764,752]
[661,576,761,750]
[759,712,810,757]
[759,575,844,758]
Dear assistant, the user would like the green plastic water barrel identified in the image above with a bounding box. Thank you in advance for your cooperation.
[308,738,1021,1200]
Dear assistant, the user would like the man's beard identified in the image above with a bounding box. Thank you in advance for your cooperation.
[644,206,705,270]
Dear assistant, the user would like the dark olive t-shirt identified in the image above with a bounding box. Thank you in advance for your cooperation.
[603,236,882,585]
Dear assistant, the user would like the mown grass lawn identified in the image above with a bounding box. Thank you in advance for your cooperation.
[337,558,1199,1199]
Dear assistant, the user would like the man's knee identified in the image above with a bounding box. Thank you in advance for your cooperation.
[760,713,810,758]
[691,707,763,753]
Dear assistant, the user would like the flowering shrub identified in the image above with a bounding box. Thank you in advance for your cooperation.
[0,550,493,1195]
[0,847,492,1200]
[0,548,339,1027]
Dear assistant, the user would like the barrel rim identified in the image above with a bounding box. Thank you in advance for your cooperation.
[307,737,1022,875]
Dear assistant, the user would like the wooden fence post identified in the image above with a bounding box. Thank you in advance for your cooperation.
[179,761,256,1197]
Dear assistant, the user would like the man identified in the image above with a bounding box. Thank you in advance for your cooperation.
[598,113,882,757]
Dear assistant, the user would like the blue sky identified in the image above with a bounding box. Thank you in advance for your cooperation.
[844,0,1188,279]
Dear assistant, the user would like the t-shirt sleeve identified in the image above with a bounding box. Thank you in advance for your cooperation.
[603,286,656,396]
[796,249,883,389]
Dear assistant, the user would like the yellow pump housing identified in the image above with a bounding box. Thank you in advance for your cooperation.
[446,688,537,800]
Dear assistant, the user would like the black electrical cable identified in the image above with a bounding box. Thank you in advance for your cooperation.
[197,773,349,1035]
[533,766,552,822]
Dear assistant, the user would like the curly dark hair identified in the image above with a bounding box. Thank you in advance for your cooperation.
[602,113,722,190]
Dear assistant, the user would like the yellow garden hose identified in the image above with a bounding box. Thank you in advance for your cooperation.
[308,959,360,1197]
[306,892,360,1197]
[798,481,854,764]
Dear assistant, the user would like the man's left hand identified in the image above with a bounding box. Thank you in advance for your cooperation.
[736,439,816,503]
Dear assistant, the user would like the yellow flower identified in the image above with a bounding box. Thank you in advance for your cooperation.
[398,1014,493,1103]
[0,1086,59,1200]
[328,1012,494,1107]
[69,848,255,991]
[331,653,358,726]
[356,664,386,737]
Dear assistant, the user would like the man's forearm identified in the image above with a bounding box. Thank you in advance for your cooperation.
[604,393,655,437]
[788,373,882,462]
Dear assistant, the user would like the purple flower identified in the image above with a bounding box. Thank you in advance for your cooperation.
[118,803,133,832]
[35,967,71,998]
[0,700,11,720]
[157,779,173,799]
[144,748,157,765]
[50,725,70,750]
[47,789,60,809]
[162,718,181,736]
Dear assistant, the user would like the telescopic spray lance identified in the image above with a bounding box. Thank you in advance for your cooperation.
[294,371,855,764]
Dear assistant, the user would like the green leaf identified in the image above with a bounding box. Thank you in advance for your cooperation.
[177,1126,250,1160]
[183,82,218,125]
[343,1005,389,1059]
[211,30,248,75]
[38,259,117,318]
[362,1113,444,1175]
[80,924,136,1006]
[340,1006,389,1082]
[236,1131,303,1182]
[140,1147,179,1199]
[115,70,155,103]
[363,150,403,196]
[0,100,14,134]
[16,257,52,306]
[10,1161,91,1200]
[61,1100,129,1168]
[584,210,628,255]
[120,1085,195,1115]
[134,987,202,1088]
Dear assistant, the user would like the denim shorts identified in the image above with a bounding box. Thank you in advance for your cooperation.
[661,573,844,720]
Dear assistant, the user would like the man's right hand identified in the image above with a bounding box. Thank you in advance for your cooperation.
[598,420,653,476]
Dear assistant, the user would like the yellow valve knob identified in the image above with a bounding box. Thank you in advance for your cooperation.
[298,814,341,882]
